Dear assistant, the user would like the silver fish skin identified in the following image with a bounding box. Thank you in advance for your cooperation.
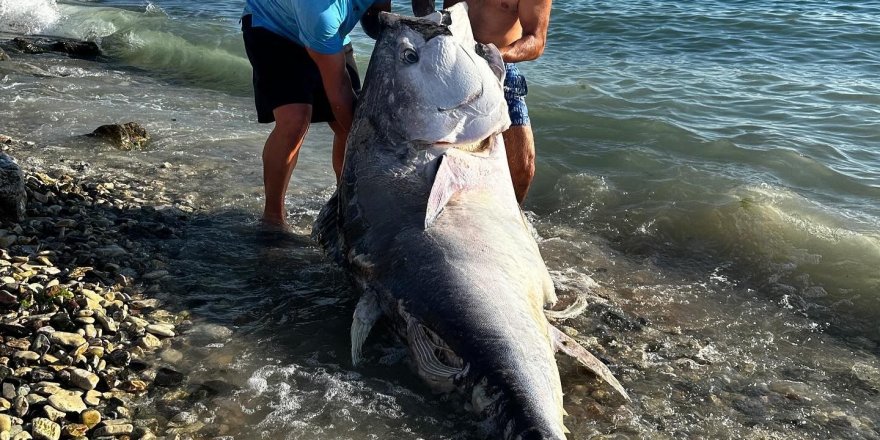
[314,5,627,439]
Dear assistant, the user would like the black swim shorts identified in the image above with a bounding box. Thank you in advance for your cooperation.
[241,15,361,124]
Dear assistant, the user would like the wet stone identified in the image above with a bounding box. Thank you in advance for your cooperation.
[89,123,149,151]
[92,423,133,436]
[154,367,184,387]
[138,334,161,350]
[0,414,10,432]
[106,350,130,368]
[159,349,183,365]
[145,324,175,338]
[0,153,27,223]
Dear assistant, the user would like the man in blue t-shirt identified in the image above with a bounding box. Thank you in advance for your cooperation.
[242,0,391,228]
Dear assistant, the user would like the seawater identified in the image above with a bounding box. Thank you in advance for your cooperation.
[1,0,878,438]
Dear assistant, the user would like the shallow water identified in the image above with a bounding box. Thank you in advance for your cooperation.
[1,0,879,438]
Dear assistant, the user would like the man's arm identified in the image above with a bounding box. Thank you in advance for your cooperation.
[307,49,355,131]
[361,1,392,39]
[499,0,552,63]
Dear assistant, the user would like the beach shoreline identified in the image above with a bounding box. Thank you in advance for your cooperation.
[0,131,240,439]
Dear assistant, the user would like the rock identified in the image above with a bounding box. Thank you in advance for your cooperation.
[154,367,184,387]
[48,333,85,348]
[145,324,175,338]
[138,333,161,350]
[11,351,39,364]
[106,349,130,367]
[185,323,232,345]
[89,123,150,151]
[67,368,99,391]
[40,406,64,422]
[83,390,100,406]
[0,47,9,61]
[0,153,27,222]
[159,348,183,365]
[0,291,17,305]
[12,396,26,417]
[49,41,101,59]
[11,39,43,54]
[0,414,10,432]
[92,423,133,436]
[59,423,87,438]
[29,418,59,440]
[80,409,101,428]
[47,392,86,413]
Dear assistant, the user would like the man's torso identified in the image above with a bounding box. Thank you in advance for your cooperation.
[244,0,380,53]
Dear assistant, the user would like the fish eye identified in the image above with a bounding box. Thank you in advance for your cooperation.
[401,48,419,64]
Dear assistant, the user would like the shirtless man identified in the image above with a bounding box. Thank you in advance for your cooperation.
[412,0,552,204]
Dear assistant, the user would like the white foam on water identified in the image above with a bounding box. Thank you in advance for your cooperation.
[0,0,60,34]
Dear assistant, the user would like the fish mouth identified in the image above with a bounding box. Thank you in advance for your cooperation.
[433,135,494,154]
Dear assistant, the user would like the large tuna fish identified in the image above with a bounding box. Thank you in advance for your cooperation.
[313,4,628,439]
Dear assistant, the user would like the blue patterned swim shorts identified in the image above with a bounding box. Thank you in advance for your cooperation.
[504,63,530,126]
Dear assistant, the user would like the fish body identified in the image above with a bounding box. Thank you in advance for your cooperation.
[313,5,627,439]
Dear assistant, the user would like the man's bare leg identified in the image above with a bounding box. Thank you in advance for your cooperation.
[503,124,536,204]
[328,120,349,183]
[261,103,312,226]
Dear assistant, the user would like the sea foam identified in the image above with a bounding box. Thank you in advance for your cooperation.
[0,0,60,34]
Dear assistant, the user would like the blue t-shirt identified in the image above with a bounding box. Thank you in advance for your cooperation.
[244,0,384,54]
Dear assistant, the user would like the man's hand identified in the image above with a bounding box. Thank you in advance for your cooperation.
[307,49,355,131]
[361,1,392,39]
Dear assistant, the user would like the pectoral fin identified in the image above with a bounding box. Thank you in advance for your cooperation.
[550,325,630,402]
[351,291,382,366]
[426,152,482,229]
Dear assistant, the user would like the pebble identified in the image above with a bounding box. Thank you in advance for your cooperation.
[145,324,175,338]
[47,333,85,348]
[80,409,101,428]
[138,334,162,350]
[47,393,86,413]
[92,423,133,436]
[67,368,98,391]
[29,418,59,440]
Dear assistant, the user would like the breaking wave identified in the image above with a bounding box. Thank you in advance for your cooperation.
[0,0,61,34]
[4,1,252,94]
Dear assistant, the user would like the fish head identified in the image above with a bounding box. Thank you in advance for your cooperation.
[359,3,510,147]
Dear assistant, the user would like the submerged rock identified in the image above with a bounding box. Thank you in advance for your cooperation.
[89,123,150,151]
[0,153,27,222]
[49,41,101,59]
[11,38,44,54]
[0,47,9,61]
[2,37,102,60]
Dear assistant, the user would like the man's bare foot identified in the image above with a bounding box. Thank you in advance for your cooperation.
[259,217,292,233]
